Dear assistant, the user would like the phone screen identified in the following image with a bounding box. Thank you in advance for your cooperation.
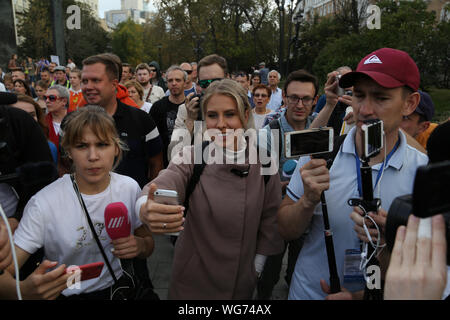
[363,120,383,158]
[288,129,332,157]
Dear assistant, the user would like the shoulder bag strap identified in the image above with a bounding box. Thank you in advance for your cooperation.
[145,85,153,102]
[70,174,118,284]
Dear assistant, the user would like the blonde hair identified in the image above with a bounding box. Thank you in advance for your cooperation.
[201,79,255,130]
[124,80,144,100]
[61,105,127,170]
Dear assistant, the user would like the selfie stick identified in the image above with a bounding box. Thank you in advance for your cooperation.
[320,190,341,294]
[314,149,341,294]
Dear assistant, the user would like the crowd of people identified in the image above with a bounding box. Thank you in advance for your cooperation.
[0,47,449,301]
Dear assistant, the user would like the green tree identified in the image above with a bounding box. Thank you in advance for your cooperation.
[148,0,279,71]
[294,0,448,89]
[111,19,147,66]
[17,0,109,66]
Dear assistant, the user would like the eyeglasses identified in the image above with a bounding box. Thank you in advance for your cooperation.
[44,95,62,102]
[198,78,223,89]
[149,69,156,72]
[183,70,193,75]
[286,95,314,106]
[254,93,268,98]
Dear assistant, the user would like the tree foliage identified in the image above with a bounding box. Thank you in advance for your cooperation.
[111,19,146,66]
[146,0,279,72]
[17,0,109,66]
[292,0,449,89]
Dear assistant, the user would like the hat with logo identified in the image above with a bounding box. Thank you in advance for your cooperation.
[339,48,420,91]
[415,90,434,121]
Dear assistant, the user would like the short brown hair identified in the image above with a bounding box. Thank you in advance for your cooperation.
[124,80,144,100]
[197,54,228,79]
[135,63,152,74]
[252,84,271,97]
[61,105,127,170]
[283,69,319,97]
[82,53,121,81]
[36,80,49,90]
[70,68,82,79]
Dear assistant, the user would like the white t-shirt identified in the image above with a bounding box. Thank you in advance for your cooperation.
[252,110,271,129]
[52,121,61,136]
[141,101,152,113]
[14,173,142,296]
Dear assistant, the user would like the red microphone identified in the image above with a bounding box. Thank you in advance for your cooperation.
[104,202,131,240]
[104,202,134,275]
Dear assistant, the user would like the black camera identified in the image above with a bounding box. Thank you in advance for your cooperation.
[192,92,204,121]
[385,160,450,264]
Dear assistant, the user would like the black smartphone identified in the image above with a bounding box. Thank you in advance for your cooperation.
[284,127,334,158]
[413,160,450,218]
[361,119,383,159]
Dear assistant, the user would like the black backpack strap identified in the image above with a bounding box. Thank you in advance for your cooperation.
[268,118,282,160]
[183,141,210,216]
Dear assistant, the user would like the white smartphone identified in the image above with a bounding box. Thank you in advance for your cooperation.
[285,127,334,158]
[361,120,384,159]
[153,189,181,236]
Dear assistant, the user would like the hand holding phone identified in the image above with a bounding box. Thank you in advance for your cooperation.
[140,183,185,235]
[65,262,104,281]
[153,189,183,236]
[186,92,202,121]
[335,75,345,96]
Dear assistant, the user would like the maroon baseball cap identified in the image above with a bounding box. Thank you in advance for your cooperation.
[339,48,420,91]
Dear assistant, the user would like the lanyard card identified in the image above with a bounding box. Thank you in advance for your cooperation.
[343,249,364,283]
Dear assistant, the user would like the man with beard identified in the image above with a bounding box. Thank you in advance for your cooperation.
[135,63,165,104]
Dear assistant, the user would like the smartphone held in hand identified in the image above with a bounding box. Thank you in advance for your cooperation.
[154,189,181,236]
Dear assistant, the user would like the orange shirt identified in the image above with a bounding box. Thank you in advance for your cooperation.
[75,84,139,109]
[69,89,83,113]
[416,122,438,150]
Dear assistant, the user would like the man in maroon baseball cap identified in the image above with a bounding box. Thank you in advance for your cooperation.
[338,48,421,150]
[276,47,429,301]
[339,47,420,91]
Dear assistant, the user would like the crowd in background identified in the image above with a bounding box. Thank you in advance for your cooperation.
[0,48,449,301]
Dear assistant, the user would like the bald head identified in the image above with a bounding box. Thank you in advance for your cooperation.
[180,62,193,85]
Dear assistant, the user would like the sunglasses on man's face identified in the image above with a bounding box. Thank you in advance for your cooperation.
[44,95,62,102]
[183,70,193,75]
[198,78,223,89]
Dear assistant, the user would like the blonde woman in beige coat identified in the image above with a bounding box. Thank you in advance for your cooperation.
[138,79,284,299]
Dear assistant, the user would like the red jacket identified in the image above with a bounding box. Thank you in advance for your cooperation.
[45,113,59,149]
[75,84,139,110]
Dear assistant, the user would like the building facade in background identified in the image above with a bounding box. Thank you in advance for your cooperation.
[105,0,152,28]
[296,0,449,23]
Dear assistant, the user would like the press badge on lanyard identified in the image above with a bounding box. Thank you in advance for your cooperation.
[343,140,399,285]
[343,249,364,283]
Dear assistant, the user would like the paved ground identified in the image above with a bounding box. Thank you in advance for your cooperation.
[147,234,289,300]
